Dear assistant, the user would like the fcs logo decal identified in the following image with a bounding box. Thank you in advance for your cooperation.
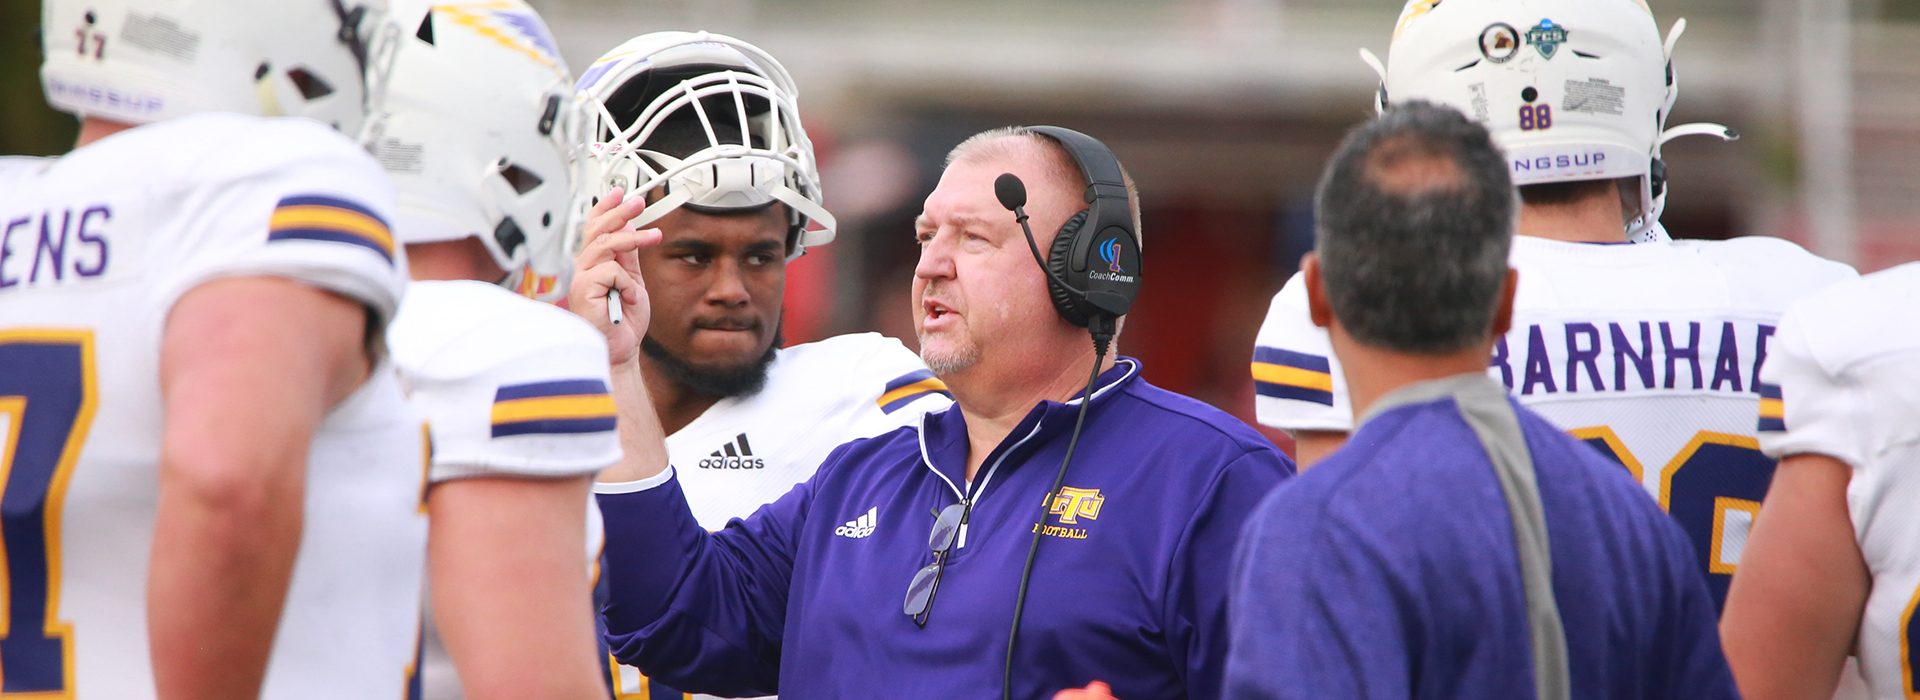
[437,2,565,73]
[1048,487,1105,524]
[1100,239,1124,274]
[1526,19,1568,60]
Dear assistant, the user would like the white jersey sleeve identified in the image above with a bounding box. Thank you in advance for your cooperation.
[1251,272,1353,432]
[143,114,406,330]
[1753,311,1869,467]
[849,335,955,438]
[390,281,620,482]
[1757,263,1920,466]
[1754,263,1920,699]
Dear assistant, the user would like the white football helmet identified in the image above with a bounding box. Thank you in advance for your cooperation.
[1370,0,1735,237]
[367,0,580,302]
[574,31,834,259]
[40,0,399,134]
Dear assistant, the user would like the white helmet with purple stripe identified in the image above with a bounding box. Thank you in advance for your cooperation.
[366,0,580,302]
[40,0,399,134]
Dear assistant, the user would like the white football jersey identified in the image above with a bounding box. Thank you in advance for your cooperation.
[1756,263,1920,699]
[608,331,950,699]
[390,280,620,483]
[0,113,427,698]
[1252,234,1855,609]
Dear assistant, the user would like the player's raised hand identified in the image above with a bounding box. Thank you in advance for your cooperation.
[569,187,661,365]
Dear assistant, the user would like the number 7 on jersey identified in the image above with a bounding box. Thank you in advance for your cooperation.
[0,329,96,695]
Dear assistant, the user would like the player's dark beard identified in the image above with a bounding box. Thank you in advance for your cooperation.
[641,325,782,399]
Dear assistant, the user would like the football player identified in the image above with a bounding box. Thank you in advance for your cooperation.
[566,31,953,698]
[1719,263,1920,700]
[3,1,426,698]
[370,2,613,698]
[1251,0,1856,612]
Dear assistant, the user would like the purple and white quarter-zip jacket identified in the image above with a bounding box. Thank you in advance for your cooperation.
[594,359,1294,699]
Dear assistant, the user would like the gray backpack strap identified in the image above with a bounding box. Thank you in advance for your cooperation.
[1358,374,1570,700]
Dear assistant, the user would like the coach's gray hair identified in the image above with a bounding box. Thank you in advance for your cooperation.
[945,126,1144,241]
[1315,101,1515,354]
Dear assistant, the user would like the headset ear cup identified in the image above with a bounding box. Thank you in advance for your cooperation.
[1049,210,1090,328]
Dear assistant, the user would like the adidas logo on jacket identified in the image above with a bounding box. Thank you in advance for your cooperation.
[834,507,878,538]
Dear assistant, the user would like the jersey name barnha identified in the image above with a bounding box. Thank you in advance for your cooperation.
[0,205,112,291]
[1491,319,1776,398]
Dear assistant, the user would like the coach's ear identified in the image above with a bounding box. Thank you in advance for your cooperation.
[1490,267,1518,337]
[1302,253,1335,329]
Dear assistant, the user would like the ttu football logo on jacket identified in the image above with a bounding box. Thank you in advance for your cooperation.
[698,433,764,469]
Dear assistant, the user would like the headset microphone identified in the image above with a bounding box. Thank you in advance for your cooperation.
[996,174,1101,320]
[990,127,1141,700]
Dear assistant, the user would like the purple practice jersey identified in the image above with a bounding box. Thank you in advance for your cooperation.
[1225,383,1737,699]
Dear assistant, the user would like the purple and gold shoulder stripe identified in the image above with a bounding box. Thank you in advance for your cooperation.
[1252,346,1334,406]
[879,369,952,414]
[268,194,395,263]
[491,379,617,437]
[1756,382,1785,432]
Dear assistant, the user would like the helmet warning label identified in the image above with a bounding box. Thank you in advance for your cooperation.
[1563,79,1626,116]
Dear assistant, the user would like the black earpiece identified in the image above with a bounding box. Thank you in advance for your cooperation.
[992,126,1142,342]
[991,128,1144,700]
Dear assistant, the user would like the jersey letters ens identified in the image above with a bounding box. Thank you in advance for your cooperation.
[1756,263,1920,699]
[1252,235,1855,611]
[0,113,426,698]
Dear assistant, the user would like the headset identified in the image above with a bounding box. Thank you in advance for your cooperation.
[991,126,1141,700]
[994,126,1143,345]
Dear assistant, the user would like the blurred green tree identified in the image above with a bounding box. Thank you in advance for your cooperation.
[3,0,79,156]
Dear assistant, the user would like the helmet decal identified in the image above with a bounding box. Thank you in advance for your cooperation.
[435,2,564,72]
[1480,23,1521,63]
[1524,19,1568,60]
[373,0,582,303]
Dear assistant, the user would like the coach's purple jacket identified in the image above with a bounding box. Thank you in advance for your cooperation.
[594,359,1293,699]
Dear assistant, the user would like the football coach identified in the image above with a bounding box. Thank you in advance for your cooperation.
[570,126,1294,699]
[1222,102,1737,699]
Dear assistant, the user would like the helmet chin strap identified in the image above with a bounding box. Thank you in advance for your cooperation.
[1659,122,1738,146]
[769,185,836,246]
[596,147,839,253]
[1359,47,1389,114]
[628,189,693,230]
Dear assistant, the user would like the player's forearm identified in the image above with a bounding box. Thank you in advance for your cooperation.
[1720,453,1867,700]
[148,454,305,700]
[430,476,605,700]
[600,358,670,483]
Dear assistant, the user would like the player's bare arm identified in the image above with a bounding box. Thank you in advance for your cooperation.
[149,277,372,700]
[429,476,603,700]
[1721,453,1870,700]
[570,187,671,483]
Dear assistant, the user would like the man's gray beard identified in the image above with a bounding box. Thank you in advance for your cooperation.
[917,331,981,376]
